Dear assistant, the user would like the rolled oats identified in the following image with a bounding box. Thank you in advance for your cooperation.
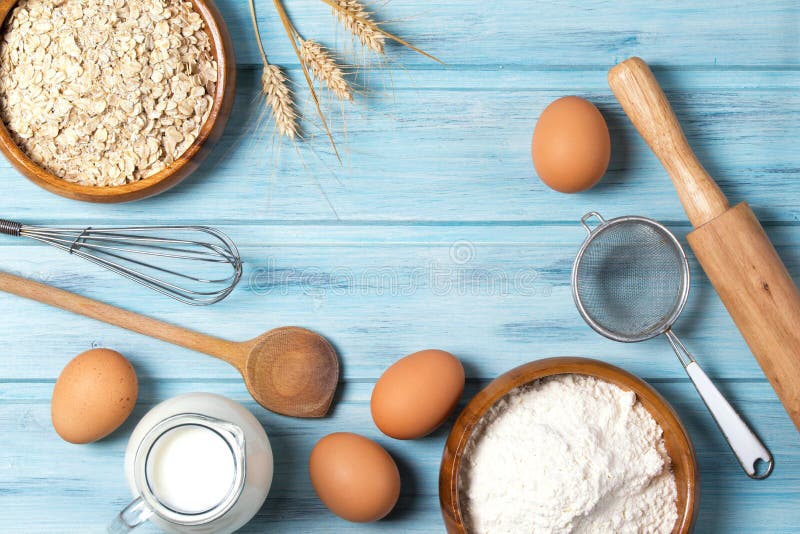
[0,0,218,187]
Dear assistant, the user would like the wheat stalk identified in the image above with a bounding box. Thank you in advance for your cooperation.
[261,64,298,139]
[273,0,340,160]
[249,0,298,139]
[330,0,385,55]
[298,38,353,101]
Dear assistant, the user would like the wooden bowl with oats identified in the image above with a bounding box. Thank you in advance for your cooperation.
[0,0,235,203]
[440,357,699,533]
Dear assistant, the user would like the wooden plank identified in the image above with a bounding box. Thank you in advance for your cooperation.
[0,380,797,532]
[3,222,800,380]
[0,68,797,223]
[219,0,800,67]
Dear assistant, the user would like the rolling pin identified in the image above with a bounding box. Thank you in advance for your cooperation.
[609,57,800,431]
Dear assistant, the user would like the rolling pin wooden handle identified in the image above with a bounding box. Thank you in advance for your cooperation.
[608,57,729,227]
[0,271,243,366]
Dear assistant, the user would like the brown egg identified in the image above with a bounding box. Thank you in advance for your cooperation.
[371,349,464,440]
[51,348,138,444]
[532,96,611,193]
[309,432,400,522]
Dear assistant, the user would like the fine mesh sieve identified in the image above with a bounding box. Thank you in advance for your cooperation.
[571,211,773,479]
[572,213,689,342]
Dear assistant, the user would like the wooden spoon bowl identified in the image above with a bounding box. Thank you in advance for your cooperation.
[243,327,340,418]
[0,0,235,203]
[440,357,698,533]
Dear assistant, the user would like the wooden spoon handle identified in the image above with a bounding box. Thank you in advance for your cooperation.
[608,57,729,227]
[0,271,243,365]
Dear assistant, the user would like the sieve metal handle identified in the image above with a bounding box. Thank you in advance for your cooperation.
[580,212,607,235]
[666,331,774,479]
[686,362,774,479]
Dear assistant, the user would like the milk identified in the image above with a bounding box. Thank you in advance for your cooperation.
[119,393,273,534]
[146,424,236,514]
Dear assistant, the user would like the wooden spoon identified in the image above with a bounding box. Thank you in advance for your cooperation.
[0,271,339,418]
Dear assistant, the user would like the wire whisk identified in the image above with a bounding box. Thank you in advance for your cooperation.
[0,219,242,305]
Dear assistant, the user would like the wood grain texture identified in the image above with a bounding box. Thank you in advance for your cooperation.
[0,0,798,531]
[689,203,800,431]
[2,67,797,223]
[223,0,800,67]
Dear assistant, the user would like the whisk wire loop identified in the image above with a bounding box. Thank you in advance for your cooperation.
[0,220,242,305]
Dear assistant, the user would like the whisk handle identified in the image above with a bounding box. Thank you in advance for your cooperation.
[0,219,22,236]
[0,271,245,366]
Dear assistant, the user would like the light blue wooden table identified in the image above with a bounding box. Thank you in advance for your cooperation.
[1,1,798,532]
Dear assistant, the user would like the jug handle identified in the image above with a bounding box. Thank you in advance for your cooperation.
[107,497,153,533]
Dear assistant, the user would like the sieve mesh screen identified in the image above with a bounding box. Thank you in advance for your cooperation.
[574,219,687,340]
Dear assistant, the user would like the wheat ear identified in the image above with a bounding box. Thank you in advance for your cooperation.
[273,0,340,160]
[261,65,298,139]
[249,0,298,139]
[330,0,385,54]
[320,0,442,64]
[298,38,353,101]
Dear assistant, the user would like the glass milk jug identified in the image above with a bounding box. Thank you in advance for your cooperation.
[109,393,273,534]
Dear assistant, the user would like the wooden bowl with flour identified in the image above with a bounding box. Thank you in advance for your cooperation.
[440,357,698,533]
[0,0,235,203]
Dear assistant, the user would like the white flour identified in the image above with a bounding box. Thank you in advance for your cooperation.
[460,374,677,533]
